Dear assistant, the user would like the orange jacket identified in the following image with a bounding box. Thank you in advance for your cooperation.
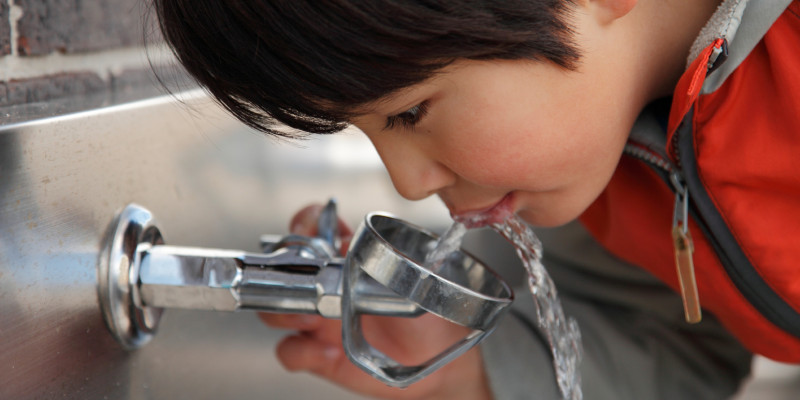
[581,0,800,362]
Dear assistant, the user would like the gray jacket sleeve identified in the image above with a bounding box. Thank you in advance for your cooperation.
[477,221,753,400]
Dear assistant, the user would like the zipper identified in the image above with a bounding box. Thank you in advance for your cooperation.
[653,38,727,323]
[623,143,702,324]
[623,143,673,173]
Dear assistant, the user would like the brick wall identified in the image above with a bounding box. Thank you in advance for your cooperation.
[0,0,181,110]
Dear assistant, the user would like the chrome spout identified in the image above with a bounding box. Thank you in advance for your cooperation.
[137,244,421,318]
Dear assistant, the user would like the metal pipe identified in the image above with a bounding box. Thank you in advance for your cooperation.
[137,245,422,318]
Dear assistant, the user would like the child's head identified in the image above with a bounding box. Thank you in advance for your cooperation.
[153,0,579,137]
[154,0,671,227]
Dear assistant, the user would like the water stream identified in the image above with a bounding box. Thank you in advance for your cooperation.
[491,216,582,400]
[430,216,583,400]
[424,221,467,273]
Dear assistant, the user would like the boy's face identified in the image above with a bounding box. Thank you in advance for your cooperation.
[351,45,646,227]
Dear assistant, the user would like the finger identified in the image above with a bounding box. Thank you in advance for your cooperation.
[276,333,344,372]
[339,236,352,256]
[289,203,355,255]
[289,204,324,235]
[258,313,324,330]
[336,217,353,238]
[338,226,354,256]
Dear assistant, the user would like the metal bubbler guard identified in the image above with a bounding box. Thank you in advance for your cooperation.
[343,212,514,386]
[98,201,513,387]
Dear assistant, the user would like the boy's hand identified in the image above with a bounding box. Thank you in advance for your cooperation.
[287,204,354,254]
[258,204,493,400]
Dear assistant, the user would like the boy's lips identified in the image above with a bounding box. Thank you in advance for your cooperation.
[451,193,514,228]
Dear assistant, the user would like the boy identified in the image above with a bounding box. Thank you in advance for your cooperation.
[152,1,799,399]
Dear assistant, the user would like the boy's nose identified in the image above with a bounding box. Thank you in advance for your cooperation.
[375,142,455,201]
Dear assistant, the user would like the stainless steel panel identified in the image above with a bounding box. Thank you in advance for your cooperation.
[0,89,450,399]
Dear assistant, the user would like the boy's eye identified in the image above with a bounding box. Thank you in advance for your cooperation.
[384,101,429,131]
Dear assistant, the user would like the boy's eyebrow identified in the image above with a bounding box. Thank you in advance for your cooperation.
[355,65,452,116]
[359,81,440,117]
[347,60,459,119]
[348,97,409,120]
[358,88,419,114]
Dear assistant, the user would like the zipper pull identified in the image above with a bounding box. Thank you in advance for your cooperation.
[671,172,702,323]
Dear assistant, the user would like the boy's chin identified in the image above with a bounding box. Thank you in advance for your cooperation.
[516,207,582,228]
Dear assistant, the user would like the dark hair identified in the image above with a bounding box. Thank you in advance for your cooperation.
[153,0,579,138]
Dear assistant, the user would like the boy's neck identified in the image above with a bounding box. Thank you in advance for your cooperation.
[634,0,724,100]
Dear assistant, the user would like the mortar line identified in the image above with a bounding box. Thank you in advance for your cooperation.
[8,0,19,57]
[1,1,175,82]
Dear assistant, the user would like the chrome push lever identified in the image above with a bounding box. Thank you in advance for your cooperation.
[98,201,513,387]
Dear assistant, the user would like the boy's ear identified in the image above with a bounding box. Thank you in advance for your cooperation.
[588,0,638,25]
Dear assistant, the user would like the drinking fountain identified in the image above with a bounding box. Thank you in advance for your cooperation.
[98,200,513,387]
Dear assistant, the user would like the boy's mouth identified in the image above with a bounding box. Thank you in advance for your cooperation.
[451,193,514,228]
